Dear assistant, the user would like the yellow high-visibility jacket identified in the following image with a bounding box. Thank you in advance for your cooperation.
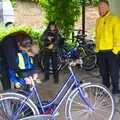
[95,12,120,54]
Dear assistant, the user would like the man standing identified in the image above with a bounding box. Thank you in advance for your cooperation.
[96,0,120,94]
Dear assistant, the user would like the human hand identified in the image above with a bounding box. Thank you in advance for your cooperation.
[48,36,54,41]
[24,77,32,85]
[47,44,54,49]
[15,82,21,88]
[33,73,38,80]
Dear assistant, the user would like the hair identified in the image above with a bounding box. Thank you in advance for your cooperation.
[47,21,57,31]
[99,0,109,6]
[19,37,32,48]
[9,31,33,48]
[27,41,39,55]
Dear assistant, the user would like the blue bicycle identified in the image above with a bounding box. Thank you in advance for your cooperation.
[0,60,114,120]
[39,35,97,74]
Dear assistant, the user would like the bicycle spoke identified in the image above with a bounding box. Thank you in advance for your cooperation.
[66,84,114,120]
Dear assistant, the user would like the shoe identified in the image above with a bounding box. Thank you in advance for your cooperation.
[112,89,120,94]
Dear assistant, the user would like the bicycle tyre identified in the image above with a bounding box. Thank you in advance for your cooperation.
[0,92,39,120]
[65,84,114,120]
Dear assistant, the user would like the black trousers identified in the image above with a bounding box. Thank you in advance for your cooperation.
[1,65,11,90]
[97,51,119,90]
[43,49,59,82]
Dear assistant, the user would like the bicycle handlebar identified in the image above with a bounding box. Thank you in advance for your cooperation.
[68,58,83,74]
[69,59,83,67]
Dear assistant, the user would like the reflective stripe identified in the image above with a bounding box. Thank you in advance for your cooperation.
[31,58,33,64]
[18,53,25,69]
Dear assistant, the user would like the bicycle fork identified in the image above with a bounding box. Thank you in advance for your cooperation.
[9,90,34,120]
[9,99,29,120]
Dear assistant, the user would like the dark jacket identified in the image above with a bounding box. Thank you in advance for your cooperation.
[0,34,18,70]
[0,31,32,70]
[41,29,62,50]
[9,50,35,85]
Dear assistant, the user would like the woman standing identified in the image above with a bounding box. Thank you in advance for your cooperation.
[41,21,62,84]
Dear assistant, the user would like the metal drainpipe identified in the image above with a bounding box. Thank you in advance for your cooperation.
[81,0,85,41]
[0,0,3,23]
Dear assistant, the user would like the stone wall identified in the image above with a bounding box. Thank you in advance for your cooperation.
[14,0,44,28]
[14,1,99,32]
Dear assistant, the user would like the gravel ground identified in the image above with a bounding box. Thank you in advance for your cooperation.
[0,67,120,120]
[35,67,120,120]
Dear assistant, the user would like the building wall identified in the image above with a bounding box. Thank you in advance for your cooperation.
[109,0,120,16]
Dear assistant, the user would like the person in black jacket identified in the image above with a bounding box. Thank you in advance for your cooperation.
[41,21,62,84]
[0,31,33,90]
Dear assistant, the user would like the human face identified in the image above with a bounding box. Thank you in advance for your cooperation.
[50,24,56,31]
[19,45,30,51]
[98,2,109,16]
[27,51,34,57]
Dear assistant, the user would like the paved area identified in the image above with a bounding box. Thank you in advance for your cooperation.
[36,67,120,120]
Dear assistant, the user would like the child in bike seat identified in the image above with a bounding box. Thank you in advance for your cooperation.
[9,40,40,90]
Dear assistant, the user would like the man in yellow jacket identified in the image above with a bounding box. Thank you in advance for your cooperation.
[96,0,120,94]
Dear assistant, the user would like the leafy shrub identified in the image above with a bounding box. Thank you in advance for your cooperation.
[0,24,44,47]
[38,0,81,37]
[85,0,99,5]
[10,0,17,5]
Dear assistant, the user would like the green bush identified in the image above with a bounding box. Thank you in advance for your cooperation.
[85,0,99,5]
[0,24,44,47]
[38,0,81,37]
[10,0,17,5]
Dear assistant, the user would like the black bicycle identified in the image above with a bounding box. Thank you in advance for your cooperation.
[38,29,97,73]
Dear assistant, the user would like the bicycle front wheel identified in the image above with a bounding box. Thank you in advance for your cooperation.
[0,92,39,120]
[66,84,114,120]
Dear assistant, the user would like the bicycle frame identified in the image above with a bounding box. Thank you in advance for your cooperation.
[23,64,94,116]
[58,43,87,70]
[39,38,95,73]
[61,42,87,57]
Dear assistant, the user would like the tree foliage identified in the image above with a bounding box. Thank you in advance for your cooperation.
[10,0,100,36]
[38,0,81,36]
[10,0,17,5]
[38,0,100,36]
[86,0,100,5]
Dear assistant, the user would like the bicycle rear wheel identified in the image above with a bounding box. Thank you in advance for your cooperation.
[0,92,39,120]
[83,55,97,71]
[66,84,114,120]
